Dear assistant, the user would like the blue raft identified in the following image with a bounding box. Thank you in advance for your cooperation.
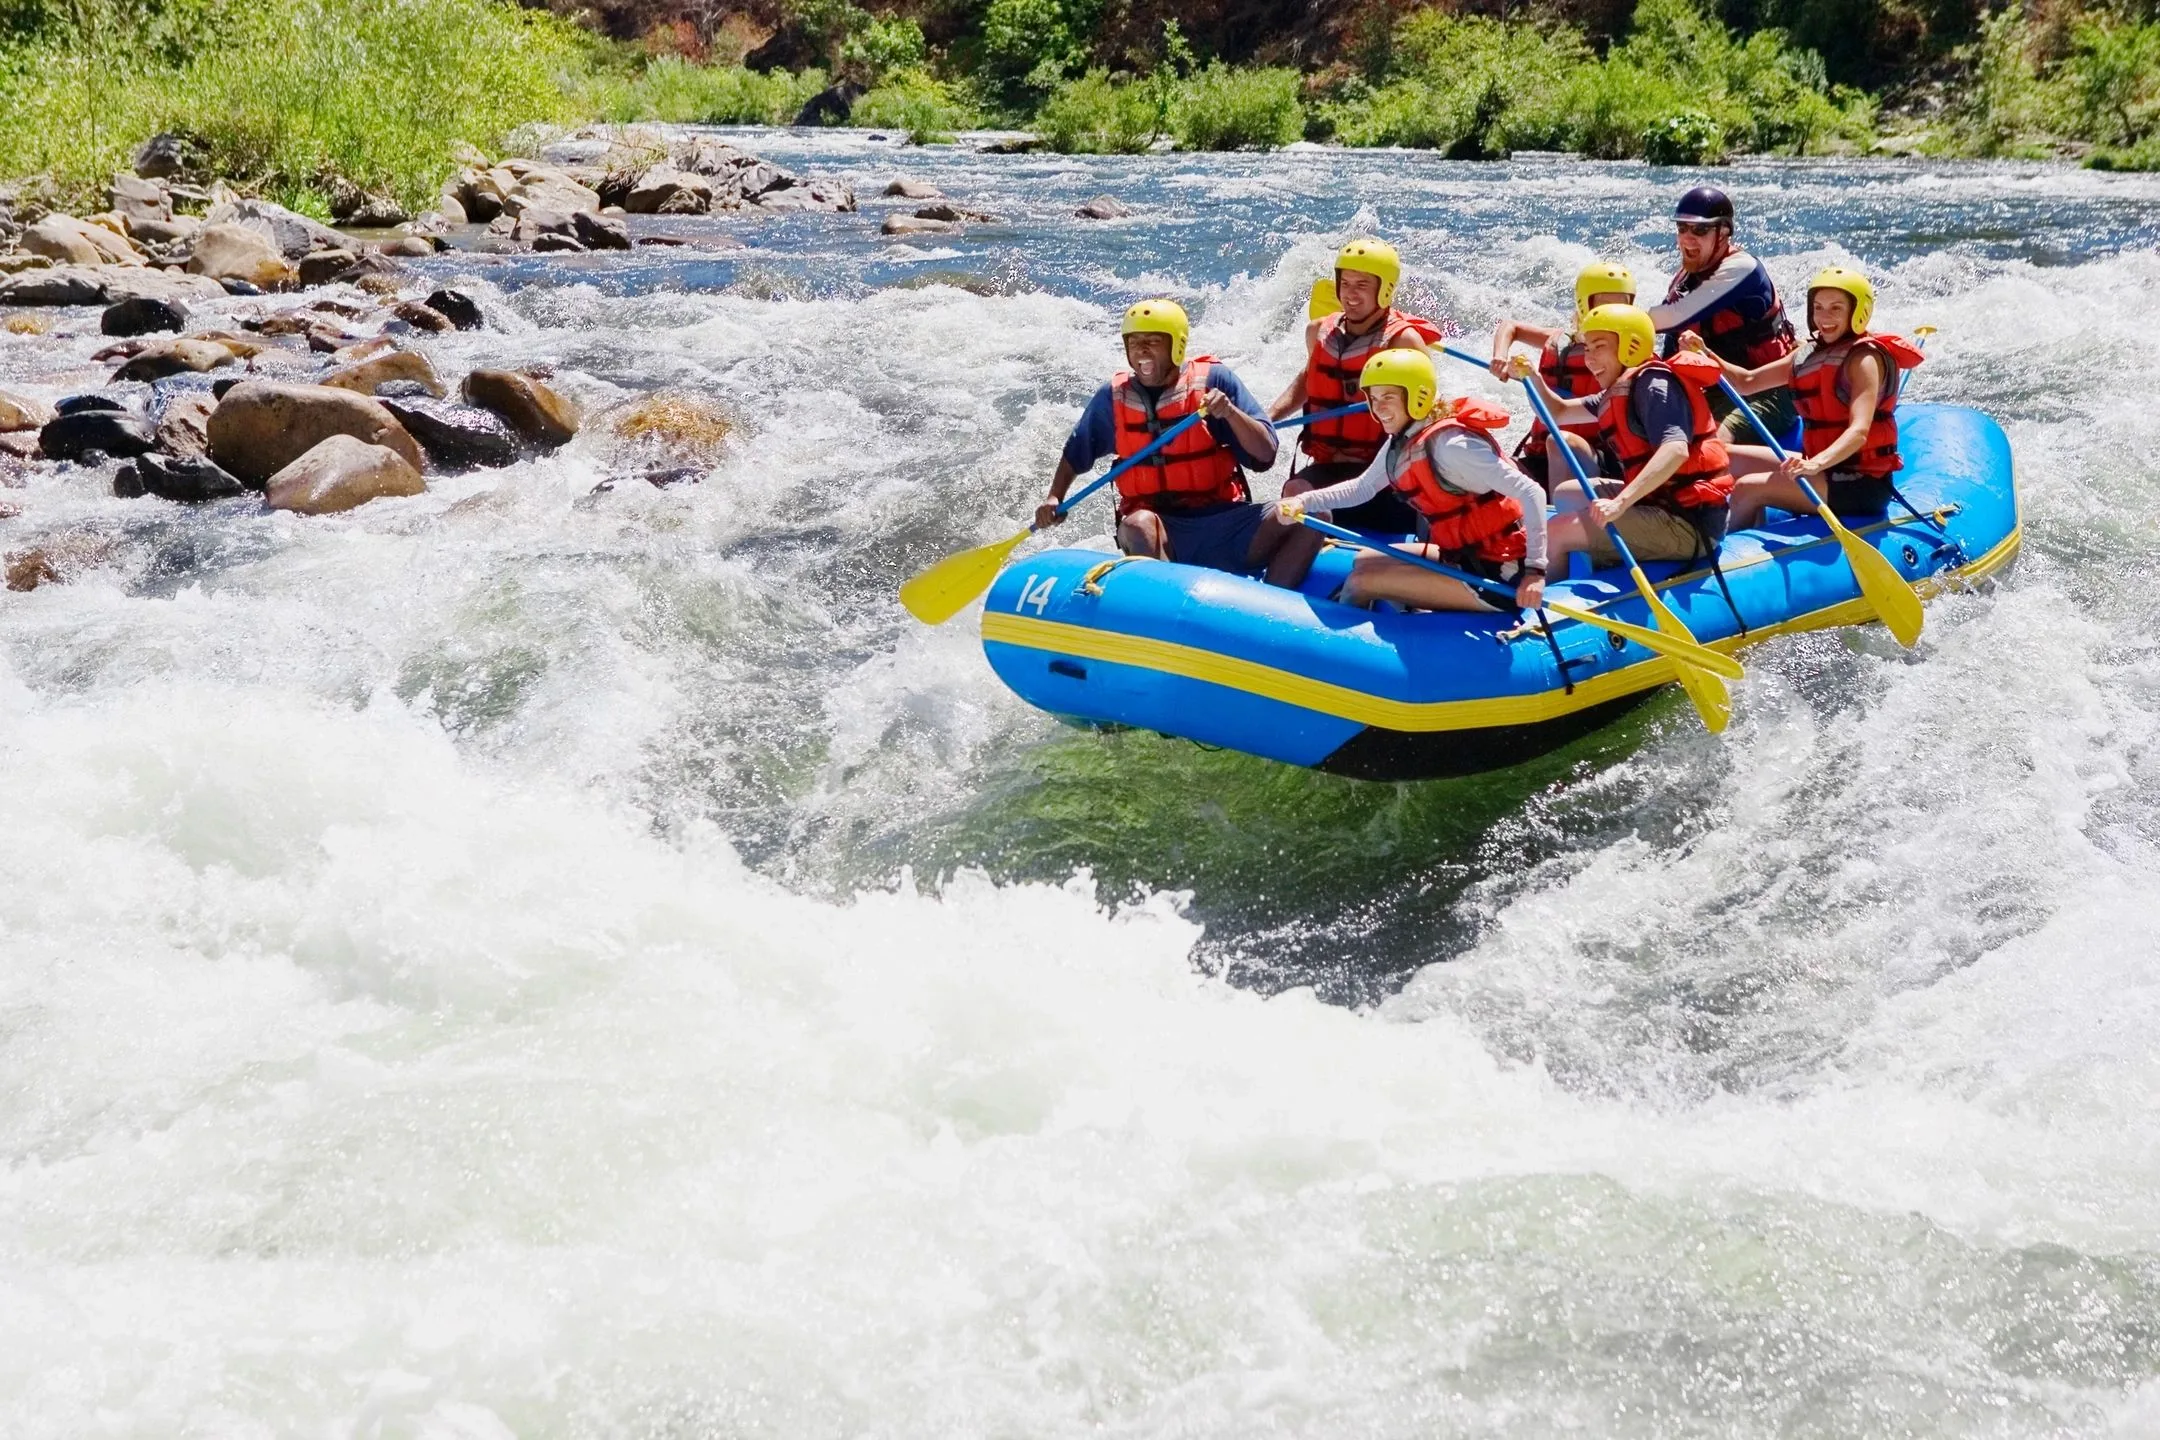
[980,403,2021,780]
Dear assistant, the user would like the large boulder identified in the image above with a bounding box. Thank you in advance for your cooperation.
[41,409,156,461]
[187,223,295,289]
[461,369,579,448]
[202,195,346,259]
[1076,195,1134,220]
[500,167,600,218]
[0,268,106,306]
[264,434,424,515]
[572,211,631,250]
[425,289,483,331]
[752,179,856,214]
[207,380,424,484]
[111,337,246,382]
[320,350,445,398]
[101,295,187,336]
[882,214,958,237]
[99,269,226,305]
[882,177,942,199]
[380,395,520,470]
[624,166,712,215]
[24,215,143,267]
[508,208,576,246]
[0,389,53,432]
[151,387,218,457]
[296,248,358,287]
[109,173,171,228]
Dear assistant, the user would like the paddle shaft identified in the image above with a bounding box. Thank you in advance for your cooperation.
[1051,402,1371,525]
[1714,375,1839,514]
[1300,514,1519,604]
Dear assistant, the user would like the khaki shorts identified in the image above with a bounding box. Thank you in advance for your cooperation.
[1585,502,1709,568]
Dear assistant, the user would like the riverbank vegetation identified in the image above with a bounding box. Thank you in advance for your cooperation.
[2,0,2156,215]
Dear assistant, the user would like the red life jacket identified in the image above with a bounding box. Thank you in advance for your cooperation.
[1597,353,1734,513]
[1661,250,1796,369]
[1110,354,1247,515]
[1520,336,1602,455]
[1791,332,1924,479]
[1383,399,1527,565]
[1301,308,1445,465]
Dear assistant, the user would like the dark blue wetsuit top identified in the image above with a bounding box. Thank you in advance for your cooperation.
[1060,363,1275,474]
[1649,251,1785,361]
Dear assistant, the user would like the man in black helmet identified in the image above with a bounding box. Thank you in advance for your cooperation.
[1647,186,1799,444]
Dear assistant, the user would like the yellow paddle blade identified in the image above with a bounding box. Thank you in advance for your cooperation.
[1629,567,1732,733]
[1308,276,1339,320]
[1819,506,1925,648]
[1544,601,1744,680]
[899,527,1031,625]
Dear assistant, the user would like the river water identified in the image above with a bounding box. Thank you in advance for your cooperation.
[3,131,2159,1436]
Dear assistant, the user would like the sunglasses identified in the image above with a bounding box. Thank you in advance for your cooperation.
[1675,221,1725,237]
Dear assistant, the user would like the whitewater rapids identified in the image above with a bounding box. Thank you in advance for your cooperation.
[2,135,2158,1436]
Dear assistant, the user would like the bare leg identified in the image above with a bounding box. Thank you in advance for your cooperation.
[1341,546,1501,611]
[1118,510,1170,559]
[1544,510,1595,572]
[1728,474,1821,532]
[1248,508,1324,588]
[1546,432,1600,504]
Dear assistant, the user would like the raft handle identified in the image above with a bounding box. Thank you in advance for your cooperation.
[1079,556,1151,596]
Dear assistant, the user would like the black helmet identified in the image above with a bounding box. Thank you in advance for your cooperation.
[1675,185,1734,226]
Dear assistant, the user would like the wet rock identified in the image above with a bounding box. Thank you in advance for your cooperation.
[461,369,579,448]
[510,208,576,246]
[132,133,199,181]
[25,215,144,267]
[221,278,266,297]
[103,269,228,305]
[297,248,358,287]
[113,464,145,498]
[882,214,958,237]
[41,409,156,461]
[109,172,171,227]
[332,251,411,284]
[1076,195,1134,220]
[793,81,864,127]
[112,337,246,382]
[571,212,631,251]
[915,203,1002,223]
[0,269,106,306]
[101,295,188,336]
[264,434,424,515]
[131,452,247,502]
[56,394,125,416]
[207,380,424,484]
[188,223,296,289]
[753,179,856,214]
[531,233,586,253]
[151,388,217,457]
[380,395,519,470]
[0,431,39,459]
[376,235,438,258]
[426,290,483,330]
[321,350,445,398]
[625,166,712,215]
[6,549,61,591]
[882,177,943,199]
[604,390,736,461]
[0,390,53,432]
[390,300,454,333]
[978,136,1043,154]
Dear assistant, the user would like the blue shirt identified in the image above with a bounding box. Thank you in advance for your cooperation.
[1060,363,1276,474]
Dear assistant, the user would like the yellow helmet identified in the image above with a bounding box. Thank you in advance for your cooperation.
[1574,259,1637,320]
[1807,266,1874,333]
[1121,299,1190,367]
[1335,238,1401,308]
[1580,303,1657,368]
[1357,347,1436,420]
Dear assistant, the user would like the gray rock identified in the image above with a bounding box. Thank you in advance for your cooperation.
[110,172,172,227]
[203,196,347,259]
[0,269,106,306]
[101,295,188,336]
[56,395,125,416]
[882,214,959,237]
[297,249,358,287]
[915,203,1002,223]
[425,290,483,330]
[133,452,247,502]
[571,210,631,250]
[132,133,197,180]
[882,178,943,199]
[41,409,156,461]
[531,233,586,253]
[1076,195,1134,220]
[380,395,520,470]
[625,166,712,215]
[752,179,856,214]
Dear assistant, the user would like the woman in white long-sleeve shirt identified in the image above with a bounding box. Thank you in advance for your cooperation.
[1276,348,1548,613]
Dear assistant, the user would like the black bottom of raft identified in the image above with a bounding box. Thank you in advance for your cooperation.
[1314,693,1655,781]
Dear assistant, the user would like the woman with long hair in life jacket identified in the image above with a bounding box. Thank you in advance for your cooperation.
[1680,266,1925,532]
[1510,303,1736,574]
[1273,348,1549,612]
[1268,238,1443,533]
[1488,258,1637,497]
[1035,299,1321,586]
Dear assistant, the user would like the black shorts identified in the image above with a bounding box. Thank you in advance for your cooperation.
[1297,458,1421,535]
[1825,471,1892,518]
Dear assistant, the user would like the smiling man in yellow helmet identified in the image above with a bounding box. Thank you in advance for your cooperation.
[1036,299,1321,585]
[1268,238,1443,533]
[1489,259,1636,494]
[1513,302,1735,573]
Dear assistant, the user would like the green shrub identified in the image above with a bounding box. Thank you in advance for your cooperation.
[1640,108,1728,162]
[981,0,1080,106]
[1174,63,1302,150]
[840,15,926,83]
[0,0,593,210]
[852,68,978,143]
[1036,68,1172,152]
[2065,14,2160,146]
[592,57,828,125]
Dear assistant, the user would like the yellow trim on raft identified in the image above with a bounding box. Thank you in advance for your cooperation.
[981,524,2022,734]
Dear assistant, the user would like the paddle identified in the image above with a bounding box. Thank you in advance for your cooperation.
[1431,345,1734,730]
[900,402,1376,626]
[1309,276,1339,319]
[1297,514,1742,679]
[1714,374,1924,648]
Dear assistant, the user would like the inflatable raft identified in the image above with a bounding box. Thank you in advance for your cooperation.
[980,403,2019,780]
